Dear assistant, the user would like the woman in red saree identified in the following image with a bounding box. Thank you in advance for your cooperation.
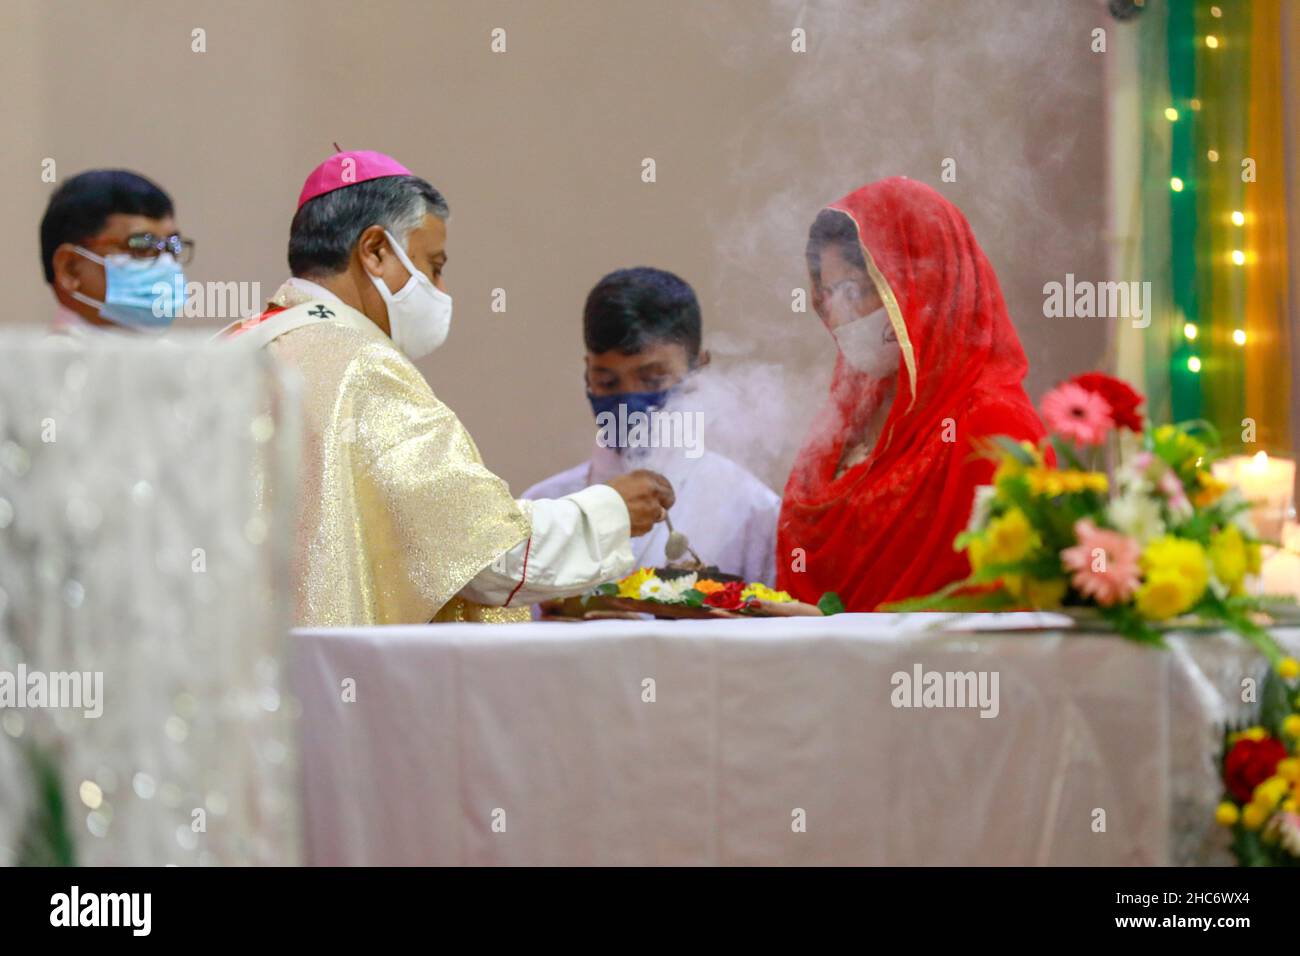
[776,177,1046,611]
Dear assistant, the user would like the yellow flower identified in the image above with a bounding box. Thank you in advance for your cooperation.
[693,579,725,595]
[1242,802,1268,831]
[1209,525,1248,594]
[1278,758,1300,783]
[1214,802,1240,827]
[985,508,1037,564]
[1247,541,1263,575]
[1153,424,1207,471]
[1252,776,1290,810]
[993,459,1022,488]
[1228,726,1270,745]
[1023,577,1067,609]
[1283,715,1300,739]
[993,442,1043,487]
[1193,471,1230,508]
[741,582,792,603]
[617,567,656,599]
[1286,799,1298,813]
[1280,658,1300,681]
[1142,536,1210,591]
[1193,481,1223,508]
[966,535,989,573]
[1135,573,1194,620]
[1139,536,1209,614]
[1025,468,1108,498]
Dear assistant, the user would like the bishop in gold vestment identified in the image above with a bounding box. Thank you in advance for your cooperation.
[223,151,672,626]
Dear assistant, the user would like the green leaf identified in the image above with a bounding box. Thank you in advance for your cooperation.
[817,592,845,615]
[17,743,75,867]
[1178,418,1222,451]
[991,435,1035,465]
[1259,669,1292,739]
[1224,611,1285,669]
[682,588,705,608]
[1098,604,1168,648]
[1049,435,1085,471]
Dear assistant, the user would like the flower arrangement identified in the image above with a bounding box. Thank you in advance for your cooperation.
[889,371,1292,665]
[574,567,844,618]
[1214,659,1300,866]
[598,567,797,612]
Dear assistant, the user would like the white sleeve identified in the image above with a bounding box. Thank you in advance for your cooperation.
[458,484,636,606]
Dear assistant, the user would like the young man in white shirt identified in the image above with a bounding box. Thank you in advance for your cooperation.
[524,267,780,585]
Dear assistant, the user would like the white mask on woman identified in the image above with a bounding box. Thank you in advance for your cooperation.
[368,229,453,359]
[832,306,900,379]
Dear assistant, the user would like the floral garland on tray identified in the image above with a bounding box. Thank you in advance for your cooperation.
[888,372,1296,669]
[604,567,792,611]
[570,568,844,618]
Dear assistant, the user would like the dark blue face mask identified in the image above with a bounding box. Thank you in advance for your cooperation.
[587,388,672,420]
[587,388,673,451]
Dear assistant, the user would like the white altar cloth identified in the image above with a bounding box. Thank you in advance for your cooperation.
[291,613,1295,866]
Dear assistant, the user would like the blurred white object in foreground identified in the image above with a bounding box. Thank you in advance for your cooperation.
[0,331,300,865]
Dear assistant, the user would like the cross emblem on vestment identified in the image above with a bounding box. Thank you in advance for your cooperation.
[307,305,335,319]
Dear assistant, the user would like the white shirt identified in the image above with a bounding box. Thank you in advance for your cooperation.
[523,440,781,585]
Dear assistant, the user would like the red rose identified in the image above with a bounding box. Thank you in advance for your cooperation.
[703,581,746,610]
[1223,737,1287,803]
[1069,372,1145,432]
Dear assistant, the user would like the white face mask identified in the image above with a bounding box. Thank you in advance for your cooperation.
[367,228,452,360]
[832,306,900,379]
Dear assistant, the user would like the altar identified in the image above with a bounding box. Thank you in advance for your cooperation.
[290,613,1295,866]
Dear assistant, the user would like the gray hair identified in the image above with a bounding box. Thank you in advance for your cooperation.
[287,174,449,277]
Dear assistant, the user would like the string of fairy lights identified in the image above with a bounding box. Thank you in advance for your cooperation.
[1164,0,1249,428]
[1170,3,1248,379]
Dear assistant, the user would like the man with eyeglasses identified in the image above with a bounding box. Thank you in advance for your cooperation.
[40,169,195,336]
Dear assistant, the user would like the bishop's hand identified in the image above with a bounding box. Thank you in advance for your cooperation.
[606,469,675,537]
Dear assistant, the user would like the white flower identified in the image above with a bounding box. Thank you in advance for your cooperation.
[967,485,996,533]
[660,573,699,601]
[638,576,668,600]
[1108,491,1165,545]
[1220,488,1260,537]
[1276,814,1300,858]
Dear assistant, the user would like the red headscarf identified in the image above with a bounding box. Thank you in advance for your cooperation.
[776,178,1046,610]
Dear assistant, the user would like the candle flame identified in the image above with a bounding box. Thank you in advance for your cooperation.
[1251,451,1269,471]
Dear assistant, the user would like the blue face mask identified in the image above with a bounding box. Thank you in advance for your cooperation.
[588,388,673,451]
[70,248,186,329]
[587,388,672,420]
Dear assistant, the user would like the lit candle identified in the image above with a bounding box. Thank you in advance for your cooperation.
[1260,547,1300,599]
[1284,521,1300,553]
[1212,452,1296,540]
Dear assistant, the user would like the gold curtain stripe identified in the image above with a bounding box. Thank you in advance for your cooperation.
[1243,0,1292,453]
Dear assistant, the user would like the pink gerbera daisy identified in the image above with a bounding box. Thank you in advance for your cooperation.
[1060,519,1141,607]
[1040,381,1115,446]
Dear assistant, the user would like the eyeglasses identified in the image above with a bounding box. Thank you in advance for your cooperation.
[122,232,196,265]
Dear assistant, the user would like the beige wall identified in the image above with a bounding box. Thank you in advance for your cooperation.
[0,0,1108,492]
